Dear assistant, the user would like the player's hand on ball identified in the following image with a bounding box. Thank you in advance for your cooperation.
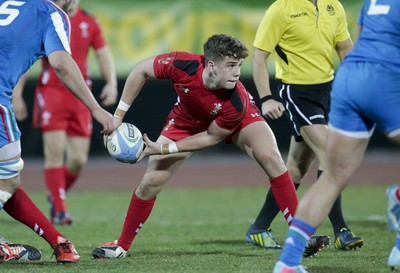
[92,108,115,135]
[137,133,159,161]
[103,116,123,147]
[107,123,144,163]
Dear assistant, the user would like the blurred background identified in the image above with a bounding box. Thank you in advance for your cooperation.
[19,0,396,158]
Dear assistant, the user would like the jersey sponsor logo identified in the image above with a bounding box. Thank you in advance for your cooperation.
[326,4,336,15]
[290,12,308,18]
[210,103,222,116]
[158,57,174,65]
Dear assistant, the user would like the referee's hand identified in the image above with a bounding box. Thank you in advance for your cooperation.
[261,99,285,120]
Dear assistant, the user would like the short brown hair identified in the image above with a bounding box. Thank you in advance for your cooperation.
[203,34,248,63]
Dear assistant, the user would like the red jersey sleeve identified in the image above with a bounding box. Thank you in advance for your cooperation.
[153,51,179,80]
[89,15,106,50]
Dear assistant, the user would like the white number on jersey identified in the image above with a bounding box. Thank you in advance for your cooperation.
[367,0,391,15]
[0,1,25,26]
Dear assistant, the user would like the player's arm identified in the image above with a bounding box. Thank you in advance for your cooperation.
[335,37,354,62]
[252,48,284,120]
[48,50,114,134]
[139,121,232,160]
[112,56,156,128]
[12,72,29,121]
[95,45,118,107]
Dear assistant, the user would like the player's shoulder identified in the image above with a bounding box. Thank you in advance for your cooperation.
[269,0,299,9]
[172,51,202,61]
[16,0,67,25]
[31,0,64,14]
[78,8,99,22]
[266,0,301,16]
[170,51,202,78]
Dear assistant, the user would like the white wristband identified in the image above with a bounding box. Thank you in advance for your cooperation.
[160,142,179,154]
[168,142,178,153]
[117,101,131,111]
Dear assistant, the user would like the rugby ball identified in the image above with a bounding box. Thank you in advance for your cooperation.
[107,122,144,163]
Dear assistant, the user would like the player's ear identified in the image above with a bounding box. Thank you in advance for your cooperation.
[208,60,215,75]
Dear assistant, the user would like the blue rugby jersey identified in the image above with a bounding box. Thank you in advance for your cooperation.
[0,0,71,103]
[346,0,400,71]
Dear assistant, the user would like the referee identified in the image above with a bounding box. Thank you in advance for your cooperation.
[246,0,364,253]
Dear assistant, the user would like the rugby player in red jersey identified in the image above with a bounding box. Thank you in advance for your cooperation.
[92,34,298,259]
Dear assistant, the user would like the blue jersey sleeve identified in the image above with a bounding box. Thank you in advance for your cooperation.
[43,7,71,56]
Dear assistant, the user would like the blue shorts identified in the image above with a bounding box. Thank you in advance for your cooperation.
[0,103,21,148]
[329,62,400,137]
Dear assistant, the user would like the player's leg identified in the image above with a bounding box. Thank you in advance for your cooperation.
[274,130,369,272]
[3,187,80,263]
[301,124,364,250]
[386,156,400,269]
[64,136,90,190]
[93,135,191,259]
[0,143,40,262]
[233,121,298,225]
[0,143,78,263]
[64,105,92,192]
[42,130,72,224]
[382,93,400,271]
[245,138,314,249]
[273,61,376,272]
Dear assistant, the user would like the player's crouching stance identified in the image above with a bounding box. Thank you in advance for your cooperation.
[93,34,299,259]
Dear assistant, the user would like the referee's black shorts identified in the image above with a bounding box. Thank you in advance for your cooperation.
[276,80,332,142]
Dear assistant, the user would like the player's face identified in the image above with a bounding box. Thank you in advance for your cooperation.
[212,56,243,90]
[68,0,80,15]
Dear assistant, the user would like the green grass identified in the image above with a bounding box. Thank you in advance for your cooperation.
[0,184,394,273]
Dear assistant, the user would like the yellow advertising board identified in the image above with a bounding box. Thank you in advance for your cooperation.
[37,0,365,78]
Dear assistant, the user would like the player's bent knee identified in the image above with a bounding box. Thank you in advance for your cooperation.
[0,158,24,180]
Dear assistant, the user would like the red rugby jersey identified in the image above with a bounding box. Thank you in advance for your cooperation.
[37,7,106,90]
[153,51,249,131]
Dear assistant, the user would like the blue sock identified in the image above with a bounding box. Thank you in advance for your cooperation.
[279,218,316,267]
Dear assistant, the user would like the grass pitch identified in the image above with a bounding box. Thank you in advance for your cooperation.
[0,184,394,273]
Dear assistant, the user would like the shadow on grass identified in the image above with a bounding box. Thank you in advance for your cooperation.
[195,239,246,246]
[134,249,261,258]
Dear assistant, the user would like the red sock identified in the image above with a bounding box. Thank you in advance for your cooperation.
[117,192,155,251]
[396,188,400,202]
[64,166,78,191]
[3,187,66,247]
[45,168,67,213]
[269,171,298,225]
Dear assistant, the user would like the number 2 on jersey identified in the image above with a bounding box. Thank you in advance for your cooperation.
[367,0,391,15]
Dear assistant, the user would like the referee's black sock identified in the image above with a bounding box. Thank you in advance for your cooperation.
[317,170,348,235]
